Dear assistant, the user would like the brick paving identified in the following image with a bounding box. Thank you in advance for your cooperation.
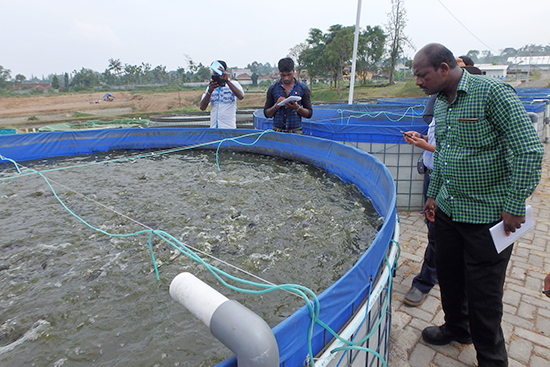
[389,143,550,366]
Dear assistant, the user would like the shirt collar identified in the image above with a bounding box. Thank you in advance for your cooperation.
[456,69,473,95]
[278,77,297,88]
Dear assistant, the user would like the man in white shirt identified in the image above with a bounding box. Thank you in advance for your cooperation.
[200,60,244,129]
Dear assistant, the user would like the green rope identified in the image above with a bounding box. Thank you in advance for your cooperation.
[336,105,425,124]
[0,136,400,366]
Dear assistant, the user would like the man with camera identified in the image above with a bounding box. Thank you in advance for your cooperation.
[200,60,244,129]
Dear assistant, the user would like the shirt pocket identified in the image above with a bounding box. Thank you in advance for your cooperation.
[456,118,494,147]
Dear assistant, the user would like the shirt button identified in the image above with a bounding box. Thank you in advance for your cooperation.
[446,180,450,183]
[447,144,450,148]
[450,196,454,200]
[444,162,448,166]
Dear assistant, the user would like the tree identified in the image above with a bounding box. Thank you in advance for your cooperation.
[15,74,26,84]
[251,72,259,86]
[64,73,69,88]
[325,25,355,96]
[466,50,480,63]
[300,28,332,86]
[356,25,387,84]
[71,67,100,90]
[108,58,123,76]
[385,0,413,84]
[288,42,309,73]
[0,65,11,88]
[300,24,385,94]
[123,64,142,85]
[151,65,167,84]
[141,63,152,84]
[51,75,60,89]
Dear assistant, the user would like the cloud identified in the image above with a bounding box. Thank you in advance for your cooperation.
[68,21,122,47]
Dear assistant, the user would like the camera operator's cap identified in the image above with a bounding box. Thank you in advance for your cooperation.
[210,61,224,76]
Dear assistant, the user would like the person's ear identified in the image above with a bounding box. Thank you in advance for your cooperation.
[438,62,451,76]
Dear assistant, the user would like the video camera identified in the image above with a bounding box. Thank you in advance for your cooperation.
[211,74,226,87]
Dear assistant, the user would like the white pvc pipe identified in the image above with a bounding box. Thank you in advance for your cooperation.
[169,272,279,367]
[169,272,228,328]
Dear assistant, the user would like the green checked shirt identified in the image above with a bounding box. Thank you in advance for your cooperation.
[427,71,544,224]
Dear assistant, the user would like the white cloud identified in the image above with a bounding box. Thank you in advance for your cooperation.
[68,21,122,47]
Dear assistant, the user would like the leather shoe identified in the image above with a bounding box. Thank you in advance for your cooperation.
[404,286,427,307]
[422,324,473,345]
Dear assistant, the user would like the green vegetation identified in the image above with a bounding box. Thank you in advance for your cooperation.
[73,111,95,118]
[531,71,541,81]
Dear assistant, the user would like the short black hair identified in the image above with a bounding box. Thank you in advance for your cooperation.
[459,55,474,66]
[217,60,228,70]
[422,43,458,70]
[278,57,294,72]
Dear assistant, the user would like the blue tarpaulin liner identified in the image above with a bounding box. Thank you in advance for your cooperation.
[0,128,397,367]
[254,106,429,144]
[254,94,547,145]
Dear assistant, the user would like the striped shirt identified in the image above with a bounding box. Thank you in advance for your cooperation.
[427,71,544,223]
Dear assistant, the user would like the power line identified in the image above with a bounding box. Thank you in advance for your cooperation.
[437,0,498,54]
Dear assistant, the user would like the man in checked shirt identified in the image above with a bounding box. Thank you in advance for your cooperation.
[413,43,543,367]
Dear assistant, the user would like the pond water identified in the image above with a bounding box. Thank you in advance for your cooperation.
[0,149,382,367]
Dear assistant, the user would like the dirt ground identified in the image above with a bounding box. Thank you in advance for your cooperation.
[2,73,548,131]
[0,90,267,130]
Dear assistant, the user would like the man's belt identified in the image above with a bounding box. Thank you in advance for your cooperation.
[273,127,303,134]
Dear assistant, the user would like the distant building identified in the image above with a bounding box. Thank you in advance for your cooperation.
[507,56,550,72]
[476,64,509,79]
[13,82,52,91]
[234,72,252,85]
[231,68,253,79]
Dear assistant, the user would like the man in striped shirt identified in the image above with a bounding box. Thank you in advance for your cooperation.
[413,43,543,367]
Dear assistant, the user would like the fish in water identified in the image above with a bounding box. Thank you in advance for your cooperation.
[86,269,103,281]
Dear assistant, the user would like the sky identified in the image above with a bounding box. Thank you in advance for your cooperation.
[1,0,549,78]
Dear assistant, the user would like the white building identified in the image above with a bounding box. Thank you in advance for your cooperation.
[507,56,550,72]
[476,64,509,79]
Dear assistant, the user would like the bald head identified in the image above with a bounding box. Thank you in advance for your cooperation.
[416,43,459,71]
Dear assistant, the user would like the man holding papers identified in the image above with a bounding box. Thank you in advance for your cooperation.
[263,57,312,134]
[413,43,543,367]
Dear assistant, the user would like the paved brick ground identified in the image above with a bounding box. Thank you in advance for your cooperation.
[389,144,550,366]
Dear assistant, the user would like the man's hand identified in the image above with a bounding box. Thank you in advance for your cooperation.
[208,80,220,93]
[286,100,300,111]
[423,197,436,222]
[501,211,525,236]
[220,68,230,82]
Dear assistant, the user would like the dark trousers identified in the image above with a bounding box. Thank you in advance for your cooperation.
[435,208,512,367]
[412,172,438,293]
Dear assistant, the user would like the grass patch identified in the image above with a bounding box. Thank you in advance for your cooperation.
[73,111,95,118]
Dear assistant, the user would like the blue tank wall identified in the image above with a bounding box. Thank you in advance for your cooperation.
[0,128,397,367]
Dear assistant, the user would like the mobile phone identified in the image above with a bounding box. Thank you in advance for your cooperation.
[400,130,413,138]
[543,289,550,294]
[210,61,224,76]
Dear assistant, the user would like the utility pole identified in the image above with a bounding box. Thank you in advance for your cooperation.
[348,0,362,105]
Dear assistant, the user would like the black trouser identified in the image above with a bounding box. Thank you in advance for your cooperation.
[412,172,437,293]
[435,209,512,367]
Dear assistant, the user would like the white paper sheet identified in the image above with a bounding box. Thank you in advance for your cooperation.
[490,205,534,254]
[277,96,301,106]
